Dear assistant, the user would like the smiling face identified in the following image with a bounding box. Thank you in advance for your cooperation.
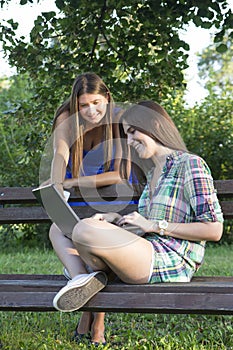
[123,121,158,159]
[78,93,108,126]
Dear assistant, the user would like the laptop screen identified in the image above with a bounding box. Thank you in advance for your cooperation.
[32,184,79,237]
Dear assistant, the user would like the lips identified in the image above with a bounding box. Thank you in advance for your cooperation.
[87,113,101,122]
[88,114,98,119]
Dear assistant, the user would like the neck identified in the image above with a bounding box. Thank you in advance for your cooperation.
[84,123,103,133]
[151,146,173,167]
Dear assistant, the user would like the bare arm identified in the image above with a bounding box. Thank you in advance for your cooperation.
[63,171,122,188]
[165,221,223,242]
[50,112,71,184]
[117,212,223,242]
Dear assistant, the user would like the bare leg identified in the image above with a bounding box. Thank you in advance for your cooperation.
[72,218,153,284]
[76,312,93,334]
[91,312,106,344]
[75,311,106,344]
[70,218,153,344]
[49,224,105,343]
[49,223,87,277]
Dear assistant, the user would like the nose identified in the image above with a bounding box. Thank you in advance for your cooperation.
[87,104,96,115]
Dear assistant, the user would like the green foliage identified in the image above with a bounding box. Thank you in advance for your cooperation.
[0,75,51,186]
[198,38,233,96]
[183,37,233,180]
[0,0,232,103]
[0,223,51,249]
[174,97,232,180]
[161,90,232,181]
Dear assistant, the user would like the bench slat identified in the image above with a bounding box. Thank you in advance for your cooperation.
[214,179,233,197]
[1,279,233,293]
[0,204,138,224]
[83,292,233,314]
[0,180,232,203]
[1,290,233,314]
[219,201,233,219]
[1,275,233,314]
[0,184,140,204]
[0,201,230,223]
[0,207,49,224]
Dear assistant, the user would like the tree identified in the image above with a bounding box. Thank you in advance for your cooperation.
[189,36,233,180]
[175,97,233,180]
[166,34,232,181]
[198,38,233,96]
[0,74,49,185]
[1,1,232,244]
[0,0,232,185]
[1,0,233,103]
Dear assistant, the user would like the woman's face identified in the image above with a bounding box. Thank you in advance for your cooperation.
[123,121,158,159]
[78,93,108,126]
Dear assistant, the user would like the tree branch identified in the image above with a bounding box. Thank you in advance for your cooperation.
[89,0,107,63]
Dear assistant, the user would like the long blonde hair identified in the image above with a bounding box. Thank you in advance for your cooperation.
[53,73,114,177]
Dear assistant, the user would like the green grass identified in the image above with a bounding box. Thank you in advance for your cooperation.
[1,244,233,349]
[195,244,233,276]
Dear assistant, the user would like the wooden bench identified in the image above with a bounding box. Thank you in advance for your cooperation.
[0,180,233,315]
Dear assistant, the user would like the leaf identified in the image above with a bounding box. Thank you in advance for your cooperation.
[193,16,202,27]
[214,29,225,43]
[42,11,56,21]
[6,18,18,29]
[201,21,213,29]
[216,44,228,53]
[55,0,65,10]
[197,8,214,20]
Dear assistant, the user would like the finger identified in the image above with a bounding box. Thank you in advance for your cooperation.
[116,218,125,226]
[92,214,101,219]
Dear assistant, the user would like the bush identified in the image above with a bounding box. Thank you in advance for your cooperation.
[0,223,52,250]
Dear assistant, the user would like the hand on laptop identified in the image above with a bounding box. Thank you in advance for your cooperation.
[92,212,122,224]
[116,211,155,233]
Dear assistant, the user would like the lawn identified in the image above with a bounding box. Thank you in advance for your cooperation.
[0,244,233,349]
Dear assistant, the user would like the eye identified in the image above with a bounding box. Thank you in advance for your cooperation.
[79,103,88,109]
[127,126,136,134]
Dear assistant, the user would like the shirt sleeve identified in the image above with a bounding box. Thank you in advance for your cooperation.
[184,155,224,223]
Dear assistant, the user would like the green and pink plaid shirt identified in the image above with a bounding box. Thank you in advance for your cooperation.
[138,151,223,282]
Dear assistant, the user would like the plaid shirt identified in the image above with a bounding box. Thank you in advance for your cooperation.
[138,151,223,277]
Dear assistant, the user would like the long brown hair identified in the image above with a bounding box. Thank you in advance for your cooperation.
[119,100,187,184]
[52,73,114,177]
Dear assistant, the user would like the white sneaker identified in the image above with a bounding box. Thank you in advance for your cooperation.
[63,266,93,280]
[53,271,108,312]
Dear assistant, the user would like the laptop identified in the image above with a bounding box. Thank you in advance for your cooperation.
[32,184,144,237]
[32,184,79,237]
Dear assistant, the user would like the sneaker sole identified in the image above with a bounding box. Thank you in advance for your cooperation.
[53,272,107,312]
